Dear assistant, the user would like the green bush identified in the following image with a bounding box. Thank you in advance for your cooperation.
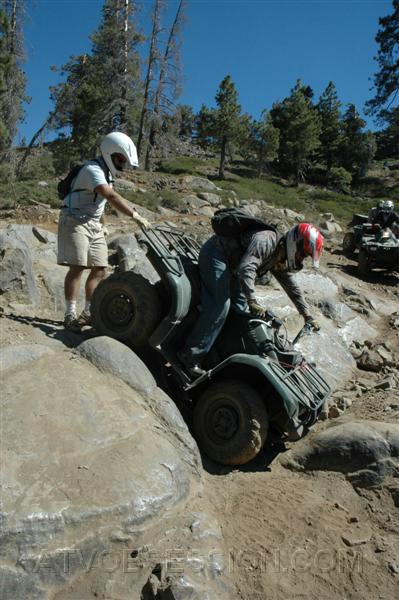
[20,151,56,181]
[0,180,60,209]
[160,190,186,211]
[327,167,352,193]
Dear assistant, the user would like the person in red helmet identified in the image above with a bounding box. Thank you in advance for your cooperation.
[178,221,324,376]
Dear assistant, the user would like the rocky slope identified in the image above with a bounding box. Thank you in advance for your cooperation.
[0,182,398,599]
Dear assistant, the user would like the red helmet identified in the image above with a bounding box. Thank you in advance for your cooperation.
[286,223,324,271]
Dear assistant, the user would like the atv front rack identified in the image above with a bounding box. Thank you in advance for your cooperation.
[269,358,330,425]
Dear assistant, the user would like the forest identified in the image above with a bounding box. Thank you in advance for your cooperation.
[0,0,398,197]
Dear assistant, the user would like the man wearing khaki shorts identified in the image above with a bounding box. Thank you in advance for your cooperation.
[57,131,151,332]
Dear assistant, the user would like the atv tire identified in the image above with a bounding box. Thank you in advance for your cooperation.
[358,249,370,276]
[193,379,268,465]
[91,271,163,351]
[342,232,356,256]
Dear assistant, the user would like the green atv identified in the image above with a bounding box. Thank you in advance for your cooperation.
[91,226,330,466]
[342,214,399,275]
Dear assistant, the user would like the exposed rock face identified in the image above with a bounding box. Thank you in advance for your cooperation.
[0,339,234,599]
[282,420,399,494]
[0,224,80,314]
[0,229,40,306]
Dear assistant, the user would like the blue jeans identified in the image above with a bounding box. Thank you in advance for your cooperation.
[185,236,248,362]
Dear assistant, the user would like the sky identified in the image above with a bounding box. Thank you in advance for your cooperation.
[18,0,393,143]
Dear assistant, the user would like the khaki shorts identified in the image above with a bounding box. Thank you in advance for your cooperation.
[57,211,108,267]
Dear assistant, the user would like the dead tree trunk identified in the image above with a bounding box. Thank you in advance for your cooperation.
[144,0,186,170]
[136,0,162,159]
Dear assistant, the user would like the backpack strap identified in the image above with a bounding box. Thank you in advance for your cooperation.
[92,158,111,203]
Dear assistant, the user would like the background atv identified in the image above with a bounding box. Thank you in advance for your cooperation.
[342,213,373,256]
[91,226,330,466]
[342,214,399,275]
[358,226,399,275]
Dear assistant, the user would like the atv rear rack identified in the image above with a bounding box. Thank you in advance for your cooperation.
[138,226,201,277]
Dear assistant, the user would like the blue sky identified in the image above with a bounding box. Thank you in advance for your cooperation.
[18,0,393,143]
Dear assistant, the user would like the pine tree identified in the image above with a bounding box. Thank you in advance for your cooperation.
[317,81,342,171]
[366,0,398,123]
[271,80,321,182]
[339,103,366,172]
[357,131,377,177]
[173,104,195,137]
[215,75,242,179]
[251,111,279,176]
[339,104,376,177]
[376,106,399,157]
[0,0,28,156]
[0,9,11,147]
[50,0,142,159]
[195,104,218,149]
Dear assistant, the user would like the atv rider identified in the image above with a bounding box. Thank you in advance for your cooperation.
[369,200,399,230]
[178,223,324,376]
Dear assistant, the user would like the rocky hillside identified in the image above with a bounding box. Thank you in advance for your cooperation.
[0,169,398,599]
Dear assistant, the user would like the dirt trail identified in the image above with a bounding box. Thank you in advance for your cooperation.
[201,253,399,599]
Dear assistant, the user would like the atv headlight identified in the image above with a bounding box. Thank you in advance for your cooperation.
[368,246,377,251]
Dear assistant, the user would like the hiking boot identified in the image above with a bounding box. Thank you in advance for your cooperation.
[63,313,81,333]
[176,349,206,378]
[77,310,92,327]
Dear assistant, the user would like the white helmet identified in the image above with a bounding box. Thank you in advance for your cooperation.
[378,199,394,211]
[100,131,138,178]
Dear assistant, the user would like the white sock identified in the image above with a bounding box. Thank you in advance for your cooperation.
[84,300,91,314]
[66,300,77,316]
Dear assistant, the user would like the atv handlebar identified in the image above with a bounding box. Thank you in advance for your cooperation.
[292,321,317,345]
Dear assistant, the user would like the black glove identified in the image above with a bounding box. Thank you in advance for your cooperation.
[248,300,266,318]
[305,316,320,331]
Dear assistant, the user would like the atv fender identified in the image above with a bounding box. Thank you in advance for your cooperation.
[186,353,330,432]
[186,353,299,424]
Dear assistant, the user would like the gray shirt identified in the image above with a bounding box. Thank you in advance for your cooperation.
[64,157,111,221]
[221,230,310,317]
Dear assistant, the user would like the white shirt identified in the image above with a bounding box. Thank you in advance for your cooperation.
[65,157,111,221]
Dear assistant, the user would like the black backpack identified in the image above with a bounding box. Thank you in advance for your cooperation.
[211,207,277,238]
[57,159,110,201]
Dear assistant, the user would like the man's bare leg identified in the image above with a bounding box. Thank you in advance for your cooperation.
[85,267,107,303]
[65,265,86,303]
[78,267,107,325]
[63,265,86,330]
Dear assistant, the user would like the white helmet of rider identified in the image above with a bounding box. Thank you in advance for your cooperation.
[100,131,139,178]
[378,199,394,211]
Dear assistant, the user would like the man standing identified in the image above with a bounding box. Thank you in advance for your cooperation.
[57,131,151,332]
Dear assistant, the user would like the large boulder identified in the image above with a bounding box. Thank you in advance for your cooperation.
[0,224,74,313]
[282,420,399,493]
[0,226,42,306]
[0,341,234,599]
[181,176,219,192]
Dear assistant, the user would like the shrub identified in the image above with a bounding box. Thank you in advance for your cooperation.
[327,167,352,194]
